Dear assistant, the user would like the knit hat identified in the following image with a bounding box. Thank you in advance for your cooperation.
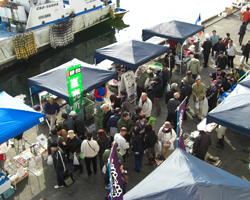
[50,142,58,148]
[164,121,171,129]
[69,111,76,116]
[171,83,178,89]
[155,66,161,71]
[67,130,75,137]
[205,33,209,39]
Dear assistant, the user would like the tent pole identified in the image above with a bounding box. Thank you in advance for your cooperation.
[180,46,183,75]
[29,87,34,108]
[176,109,179,148]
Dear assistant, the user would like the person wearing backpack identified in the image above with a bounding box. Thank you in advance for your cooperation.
[158,122,176,159]
[47,128,66,156]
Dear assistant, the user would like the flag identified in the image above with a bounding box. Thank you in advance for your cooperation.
[195,13,202,36]
[109,145,123,200]
[176,97,186,151]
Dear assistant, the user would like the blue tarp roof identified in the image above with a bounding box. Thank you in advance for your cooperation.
[0,91,45,143]
[142,20,204,44]
[207,75,250,137]
[28,58,118,103]
[124,148,250,200]
[94,40,170,72]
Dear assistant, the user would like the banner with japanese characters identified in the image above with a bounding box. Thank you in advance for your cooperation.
[66,64,83,114]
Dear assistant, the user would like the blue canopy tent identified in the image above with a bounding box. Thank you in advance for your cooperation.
[94,40,170,72]
[142,20,204,44]
[124,148,250,200]
[207,74,250,137]
[28,58,118,105]
[0,91,45,143]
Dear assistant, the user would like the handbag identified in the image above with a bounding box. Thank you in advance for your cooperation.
[58,151,74,187]
[47,155,53,165]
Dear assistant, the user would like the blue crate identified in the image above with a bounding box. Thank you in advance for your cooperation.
[2,187,14,199]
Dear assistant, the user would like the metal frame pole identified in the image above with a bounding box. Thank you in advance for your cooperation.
[180,46,183,75]
[29,87,34,108]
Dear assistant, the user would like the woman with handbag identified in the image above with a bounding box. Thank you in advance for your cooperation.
[158,122,176,159]
[97,129,111,171]
[81,132,100,176]
[66,130,83,174]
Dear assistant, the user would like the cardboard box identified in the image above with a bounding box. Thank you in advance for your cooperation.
[225,7,233,16]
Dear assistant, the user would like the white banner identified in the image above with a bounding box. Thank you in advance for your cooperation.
[120,70,136,99]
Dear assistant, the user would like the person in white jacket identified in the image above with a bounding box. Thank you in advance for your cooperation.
[227,40,237,69]
[138,93,152,120]
[81,132,100,176]
[158,121,176,159]
[114,127,129,162]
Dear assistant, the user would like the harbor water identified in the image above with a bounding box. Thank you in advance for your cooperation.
[0,0,232,105]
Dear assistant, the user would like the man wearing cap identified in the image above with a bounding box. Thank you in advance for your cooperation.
[158,122,176,159]
[114,127,130,162]
[50,142,67,189]
[165,83,178,105]
[216,52,228,70]
[62,113,75,132]
[106,108,122,142]
[117,112,134,146]
[214,38,226,66]
[189,54,201,80]
[206,79,222,113]
[138,93,152,120]
[192,77,206,120]
[152,77,163,116]
[192,129,211,161]
[69,111,86,140]
[66,130,83,173]
[43,97,60,129]
[210,68,226,81]
[180,78,192,115]
[164,50,175,78]
[101,104,114,130]
[167,92,180,131]
[202,34,212,68]
[154,66,163,80]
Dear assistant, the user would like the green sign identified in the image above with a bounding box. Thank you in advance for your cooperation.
[66,64,83,114]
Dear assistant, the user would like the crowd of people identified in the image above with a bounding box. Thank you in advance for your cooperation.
[43,16,249,198]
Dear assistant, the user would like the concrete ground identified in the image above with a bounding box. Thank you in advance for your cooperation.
[4,9,250,200]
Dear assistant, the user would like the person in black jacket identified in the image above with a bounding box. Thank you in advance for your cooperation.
[165,83,178,105]
[50,142,67,189]
[162,63,171,92]
[164,50,175,78]
[242,40,250,63]
[202,34,212,68]
[47,128,66,155]
[132,126,144,172]
[69,111,86,141]
[131,106,143,123]
[167,92,181,131]
[216,52,228,70]
[101,104,114,130]
[109,94,121,110]
[66,130,83,173]
[144,123,156,166]
[221,73,232,94]
[62,113,75,132]
[214,38,226,66]
[152,77,163,116]
[97,129,111,170]
[206,79,222,113]
[238,21,247,46]
[180,79,192,119]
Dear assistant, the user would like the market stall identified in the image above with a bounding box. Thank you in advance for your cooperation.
[124,148,250,200]
[142,20,204,74]
[0,91,46,196]
[94,40,170,101]
[207,74,250,137]
[28,58,118,128]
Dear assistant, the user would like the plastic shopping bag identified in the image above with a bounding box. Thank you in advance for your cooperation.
[203,96,208,110]
[73,154,80,165]
[155,141,162,155]
[195,99,199,110]
[79,152,85,160]
[168,142,174,151]
[47,155,53,165]
[102,165,106,174]
[165,84,171,92]
[240,55,244,64]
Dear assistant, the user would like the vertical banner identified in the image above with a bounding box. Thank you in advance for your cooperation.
[109,145,123,200]
[176,97,187,151]
[66,64,83,114]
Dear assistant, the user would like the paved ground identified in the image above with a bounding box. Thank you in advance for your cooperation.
[5,9,250,200]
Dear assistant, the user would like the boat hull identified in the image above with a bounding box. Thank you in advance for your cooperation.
[0,3,115,69]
